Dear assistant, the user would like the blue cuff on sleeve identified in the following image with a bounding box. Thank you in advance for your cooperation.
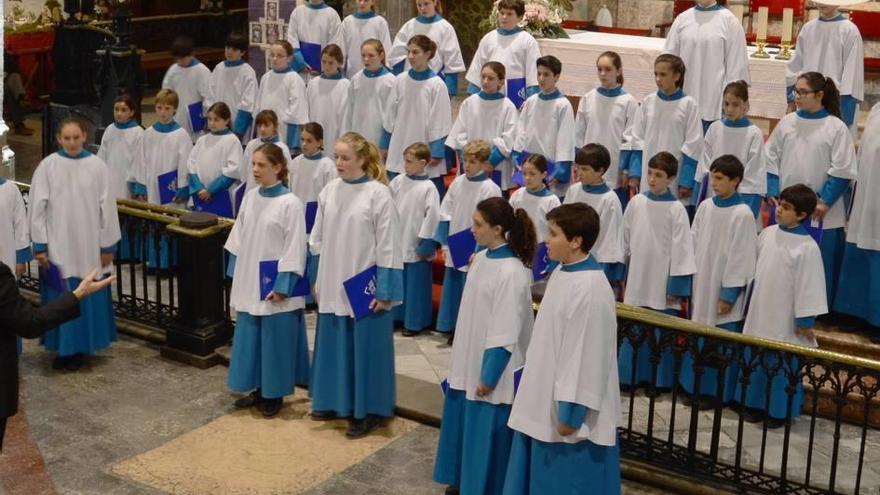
[232,110,254,136]
[376,266,404,301]
[429,138,446,159]
[557,401,588,429]
[444,73,459,95]
[719,286,743,304]
[415,238,439,257]
[291,50,308,72]
[480,347,512,388]
[840,95,858,127]
[819,176,851,208]
[619,150,633,173]
[741,193,763,218]
[628,150,644,178]
[667,274,692,297]
[207,175,236,195]
[273,271,303,297]
[767,173,780,197]
[379,129,392,150]
[433,221,450,245]
[679,153,698,189]
[226,253,236,279]
[132,182,148,196]
[786,85,795,103]
[189,174,206,195]
[33,242,48,253]
[286,123,302,151]
[795,316,816,328]
[100,242,118,254]
[15,247,33,264]
[552,161,572,183]
[488,146,505,167]
[525,85,540,98]
[466,82,481,94]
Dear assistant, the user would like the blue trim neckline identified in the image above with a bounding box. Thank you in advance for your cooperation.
[343,175,370,184]
[114,119,140,129]
[538,89,562,100]
[646,189,676,201]
[478,91,505,100]
[497,27,523,35]
[153,120,181,133]
[486,243,515,259]
[259,183,289,197]
[561,254,601,272]
[321,72,344,80]
[210,128,233,136]
[224,59,246,67]
[466,171,489,182]
[406,174,429,181]
[818,14,844,22]
[780,223,809,235]
[364,66,390,78]
[273,66,293,74]
[58,149,92,159]
[796,108,830,119]
[657,88,685,101]
[527,186,552,197]
[583,183,611,194]
[180,57,200,68]
[694,3,722,11]
[306,1,328,9]
[353,10,377,19]
[712,192,743,207]
[597,85,624,97]
[261,135,281,144]
[722,117,752,128]
[416,14,442,24]
[409,68,436,81]
[303,151,325,160]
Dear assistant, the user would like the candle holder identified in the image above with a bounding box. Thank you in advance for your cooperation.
[751,39,770,59]
[775,42,792,60]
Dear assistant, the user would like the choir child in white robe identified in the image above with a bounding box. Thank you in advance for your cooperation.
[696,81,766,220]
[225,143,310,418]
[765,72,856,309]
[785,2,864,127]
[433,141,502,340]
[574,51,637,207]
[834,103,880,341]
[309,132,403,438]
[564,144,625,290]
[446,61,518,190]
[255,41,309,154]
[627,54,703,204]
[680,156,757,408]
[333,0,391,78]
[0,175,31,279]
[240,110,293,193]
[621,152,696,389]
[387,0,465,95]
[382,35,452,195]
[504,203,621,495]
[306,45,350,158]
[508,154,561,276]
[737,185,827,428]
[211,32,258,142]
[465,0,541,108]
[662,0,749,131]
[187,102,244,217]
[390,143,441,336]
[97,94,143,261]
[161,35,213,142]
[434,197,536,495]
[286,0,342,76]
[513,55,575,197]
[341,39,396,148]
[30,118,121,371]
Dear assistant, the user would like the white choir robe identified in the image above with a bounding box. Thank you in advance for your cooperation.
[255,68,309,150]
[662,5,750,123]
[386,14,466,92]
[0,178,30,269]
[628,91,703,198]
[445,91,518,188]
[240,136,293,192]
[187,131,243,198]
[286,3,342,72]
[509,187,561,243]
[390,174,441,264]
[133,123,193,205]
[564,185,625,269]
[465,28,541,108]
[288,152,337,208]
[383,70,452,178]
[514,91,576,196]
[98,121,144,200]
[696,118,767,218]
[162,60,214,142]
[210,60,259,140]
[306,74,350,157]
[574,87,637,189]
[438,173,503,272]
[341,67,395,146]
[333,12,392,78]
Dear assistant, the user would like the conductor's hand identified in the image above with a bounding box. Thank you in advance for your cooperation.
[72,269,116,300]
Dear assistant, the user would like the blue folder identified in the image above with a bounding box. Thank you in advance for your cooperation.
[440,378,449,395]
[305,201,319,234]
[448,228,477,269]
[531,242,549,281]
[512,169,524,187]
[507,77,527,109]
[491,169,502,187]
[41,262,66,293]
[188,101,206,133]
[300,41,322,72]
[157,170,178,204]
[545,160,557,184]
[192,191,233,218]
[234,183,247,217]
[259,260,310,299]
[343,264,378,320]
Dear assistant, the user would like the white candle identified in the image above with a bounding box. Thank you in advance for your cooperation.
[730,4,744,23]
[756,6,769,40]
[781,8,793,43]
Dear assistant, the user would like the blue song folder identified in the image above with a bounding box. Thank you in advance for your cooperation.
[343,264,378,320]
[157,170,178,204]
[531,242,549,281]
[188,102,206,133]
[41,262,66,293]
[193,192,233,218]
[448,229,476,269]
[300,42,322,72]
[259,260,311,300]
[507,77,527,109]
[305,201,319,234]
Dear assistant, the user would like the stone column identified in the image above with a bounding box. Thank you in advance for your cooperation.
[0,1,15,180]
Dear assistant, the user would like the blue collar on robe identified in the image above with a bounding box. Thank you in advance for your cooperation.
[343,174,370,184]
[478,91,505,100]
[796,108,830,119]
[583,183,610,194]
[409,68,436,80]
[406,173,429,180]
[527,186,552,197]
[321,72,344,80]
[780,223,809,235]
[712,192,743,207]
[353,10,377,19]
[114,119,139,129]
[597,85,624,97]
[303,151,324,160]
[306,1,329,9]
[538,89,562,100]
[224,59,246,67]
[486,243,515,259]
[722,116,752,128]
[416,13,443,24]
[179,58,200,68]
[259,182,289,197]
[273,66,293,74]
[561,254,601,272]
[497,27,523,35]
[819,14,844,22]
[694,2,722,11]
[364,66,390,77]
[657,88,685,101]
[466,171,489,182]
[58,149,92,159]
[261,135,281,144]
[153,120,181,133]
[210,128,232,136]
[646,189,676,201]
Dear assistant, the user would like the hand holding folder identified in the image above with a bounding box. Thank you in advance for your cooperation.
[343,265,378,320]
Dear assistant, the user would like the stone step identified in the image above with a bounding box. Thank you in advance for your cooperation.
[815,322,880,362]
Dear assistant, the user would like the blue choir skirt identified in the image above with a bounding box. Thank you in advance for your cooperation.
[310,311,396,419]
[679,321,742,402]
[116,228,141,262]
[436,268,467,333]
[502,431,621,495]
[227,310,310,399]
[618,308,677,389]
[394,261,433,332]
[833,242,880,327]
[40,277,116,357]
[735,350,803,420]
[602,262,626,282]
[145,232,174,270]
[819,227,845,309]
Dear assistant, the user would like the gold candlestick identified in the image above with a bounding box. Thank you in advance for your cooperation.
[751,39,770,58]
[775,42,792,60]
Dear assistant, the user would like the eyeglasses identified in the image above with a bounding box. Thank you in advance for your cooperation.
[794,89,818,97]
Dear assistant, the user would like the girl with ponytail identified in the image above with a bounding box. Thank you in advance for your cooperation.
[434,196,536,495]
[765,71,857,307]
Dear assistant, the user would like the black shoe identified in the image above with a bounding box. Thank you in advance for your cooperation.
[644,387,663,399]
[740,408,764,423]
[765,417,788,429]
[310,410,338,421]
[345,415,383,439]
[680,394,694,407]
[445,486,460,495]
[64,353,84,371]
[696,397,716,411]
[234,390,263,409]
[52,355,66,370]
[261,398,283,418]
[402,329,421,337]
[446,332,455,346]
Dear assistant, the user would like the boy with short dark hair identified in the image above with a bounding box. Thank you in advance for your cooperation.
[211,32,258,142]
[505,202,621,495]
[162,35,214,142]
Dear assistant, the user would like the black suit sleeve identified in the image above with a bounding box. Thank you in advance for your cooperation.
[0,262,81,339]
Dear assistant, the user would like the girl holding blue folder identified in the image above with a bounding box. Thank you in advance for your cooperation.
[225,143,310,418]
[187,102,243,218]
[309,132,403,438]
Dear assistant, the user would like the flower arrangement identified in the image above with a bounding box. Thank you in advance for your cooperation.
[480,0,571,39]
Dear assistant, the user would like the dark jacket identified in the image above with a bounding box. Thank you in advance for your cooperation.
[0,262,80,419]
